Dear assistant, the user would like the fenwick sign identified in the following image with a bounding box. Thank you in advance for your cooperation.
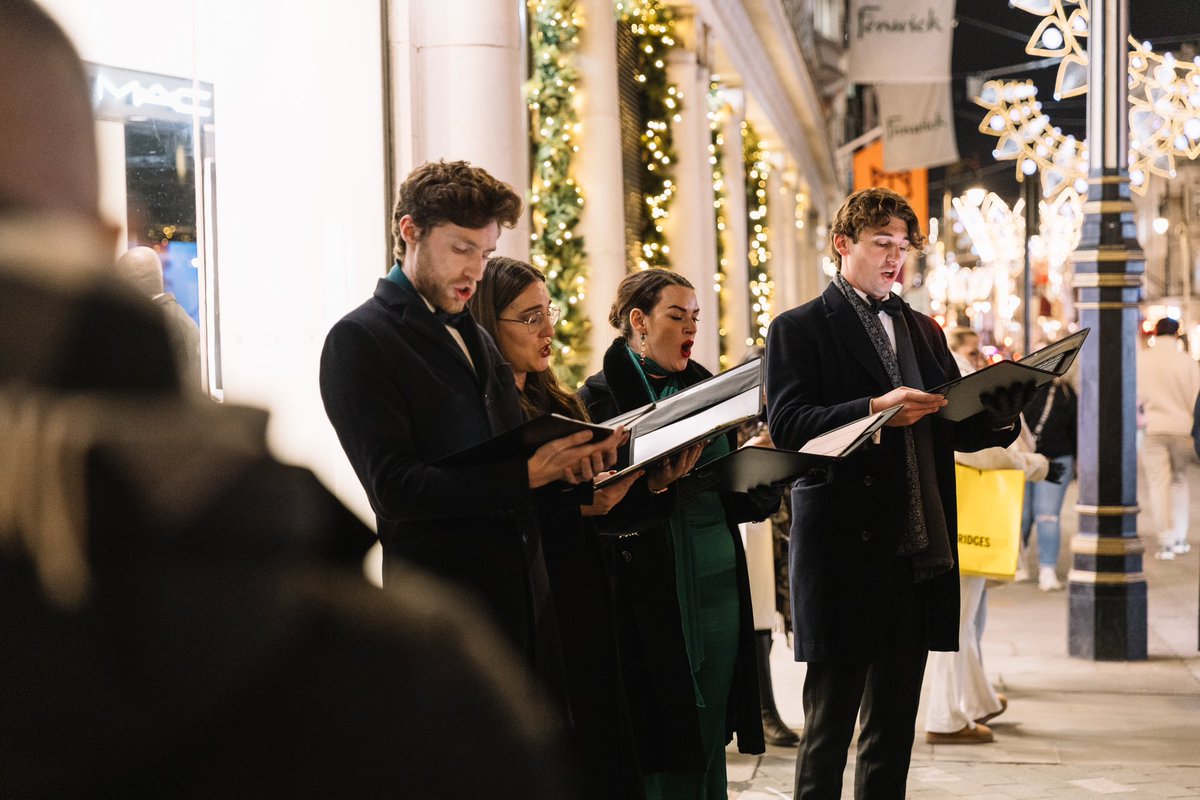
[846,0,955,84]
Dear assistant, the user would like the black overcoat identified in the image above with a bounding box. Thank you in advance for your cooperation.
[765,283,1019,663]
[578,338,768,773]
[319,277,547,662]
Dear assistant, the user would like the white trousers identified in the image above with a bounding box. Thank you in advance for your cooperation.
[739,520,776,631]
[923,576,1003,733]
[1142,433,1194,548]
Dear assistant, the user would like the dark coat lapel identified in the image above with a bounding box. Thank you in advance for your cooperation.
[820,281,892,391]
[373,279,484,386]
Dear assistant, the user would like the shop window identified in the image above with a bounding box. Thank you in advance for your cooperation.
[89,63,221,397]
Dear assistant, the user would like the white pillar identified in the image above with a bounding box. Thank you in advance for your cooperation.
[768,161,794,317]
[403,0,529,259]
[799,201,824,304]
[721,89,751,364]
[576,0,627,374]
[664,13,720,372]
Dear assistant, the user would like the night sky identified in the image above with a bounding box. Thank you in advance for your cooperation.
[934,0,1200,202]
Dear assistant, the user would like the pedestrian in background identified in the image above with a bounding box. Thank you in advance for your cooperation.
[924,328,1055,744]
[1136,317,1199,560]
[1018,361,1078,589]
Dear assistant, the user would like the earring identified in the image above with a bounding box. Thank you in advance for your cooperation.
[639,333,647,366]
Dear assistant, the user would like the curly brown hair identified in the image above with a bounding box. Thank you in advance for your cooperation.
[607,268,694,339]
[829,188,926,268]
[391,160,523,263]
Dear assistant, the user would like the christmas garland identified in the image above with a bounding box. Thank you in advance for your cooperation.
[527,0,589,383]
[743,121,773,346]
[708,86,731,369]
[616,0,681,270]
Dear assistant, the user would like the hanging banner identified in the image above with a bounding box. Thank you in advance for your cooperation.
[852,140,929,236]
[847,0,955,84]
[879,82,959,172]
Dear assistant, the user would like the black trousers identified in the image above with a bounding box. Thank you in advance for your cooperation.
[793,559,930,800]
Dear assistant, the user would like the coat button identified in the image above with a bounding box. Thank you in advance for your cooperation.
[622,550,633,563]
[863,475,873,486]
[861,530,871,541]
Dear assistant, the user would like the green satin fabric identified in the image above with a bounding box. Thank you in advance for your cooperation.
[628,349,741,799]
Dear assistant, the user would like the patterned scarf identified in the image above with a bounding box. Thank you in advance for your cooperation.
[834,273,953,580]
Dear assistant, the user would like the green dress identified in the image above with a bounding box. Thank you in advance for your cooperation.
[633,351,741,800]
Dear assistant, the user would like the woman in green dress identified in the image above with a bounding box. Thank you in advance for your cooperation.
[578,268,779,799]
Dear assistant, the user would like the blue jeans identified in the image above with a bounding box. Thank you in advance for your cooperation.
[1021,455,1074,569]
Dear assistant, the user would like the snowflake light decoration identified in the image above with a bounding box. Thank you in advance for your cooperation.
[976,0,1200,196]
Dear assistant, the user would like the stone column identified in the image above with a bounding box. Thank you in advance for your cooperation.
[1069,0,1147,661]
[720,88,751,365]
[576,0,627,375]
[768,160,795,317]
[663,12,720,371]
[403,0,529,259]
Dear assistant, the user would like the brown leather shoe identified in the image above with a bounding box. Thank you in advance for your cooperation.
[925,723,994,744]
[974,693,1008,724]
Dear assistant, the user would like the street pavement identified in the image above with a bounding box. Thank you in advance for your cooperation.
[728,476,1200,799]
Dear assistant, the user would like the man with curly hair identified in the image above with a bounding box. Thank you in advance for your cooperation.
[320,161,622,702]
[765,188,1028,798]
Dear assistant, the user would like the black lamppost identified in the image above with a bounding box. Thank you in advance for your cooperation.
[1069,0,1148,660]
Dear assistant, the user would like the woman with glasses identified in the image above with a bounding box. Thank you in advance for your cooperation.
[470,256,693,800]
[578,268,779,800]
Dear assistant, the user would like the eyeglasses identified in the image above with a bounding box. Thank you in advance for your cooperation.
[498,304,560,330]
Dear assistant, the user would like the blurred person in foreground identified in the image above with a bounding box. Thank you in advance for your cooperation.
[765,188,1025,799]
[1136,317,1200,560]
[922,328,1057,745]
[0,2,577,796]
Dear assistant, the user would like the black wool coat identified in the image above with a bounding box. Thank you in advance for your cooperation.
[578,338,769,773]
[765,283,1019,663]
[319,278,550,665]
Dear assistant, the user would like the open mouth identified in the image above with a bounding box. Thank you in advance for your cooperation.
[681,340,694,359]
[881,269,898,283]
[454,287,473,302]
[539,344,552,358]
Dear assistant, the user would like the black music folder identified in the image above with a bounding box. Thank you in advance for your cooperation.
[703,405,901,492]
[594,358,763,488]
[933,328,1090,422]
[433,413,618,466]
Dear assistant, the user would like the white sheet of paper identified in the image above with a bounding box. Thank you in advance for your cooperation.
[630,386,760,465]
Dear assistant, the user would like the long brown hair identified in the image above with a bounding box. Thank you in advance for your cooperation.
[471,256,589,422]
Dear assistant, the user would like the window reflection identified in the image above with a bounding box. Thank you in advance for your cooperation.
[87,62,220,397]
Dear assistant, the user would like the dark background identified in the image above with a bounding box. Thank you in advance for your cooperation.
[932,0,1200,203]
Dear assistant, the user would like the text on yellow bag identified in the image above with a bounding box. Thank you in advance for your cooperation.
[954,465,1025,580]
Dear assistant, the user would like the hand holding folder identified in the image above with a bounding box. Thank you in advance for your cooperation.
[434,413,626,488]
[702,405,901,493]
[932,328,1089,422]
[595,358,763,488]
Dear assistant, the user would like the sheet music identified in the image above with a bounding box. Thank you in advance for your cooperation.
[797,405,900,457]
[1017,328,1088,373]
[630,386,761,465]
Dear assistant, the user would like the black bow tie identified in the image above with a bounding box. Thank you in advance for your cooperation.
[433,307,471,329]
[867,293,903,317]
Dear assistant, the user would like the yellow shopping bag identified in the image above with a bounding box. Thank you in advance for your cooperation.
[954,464,1025,580]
